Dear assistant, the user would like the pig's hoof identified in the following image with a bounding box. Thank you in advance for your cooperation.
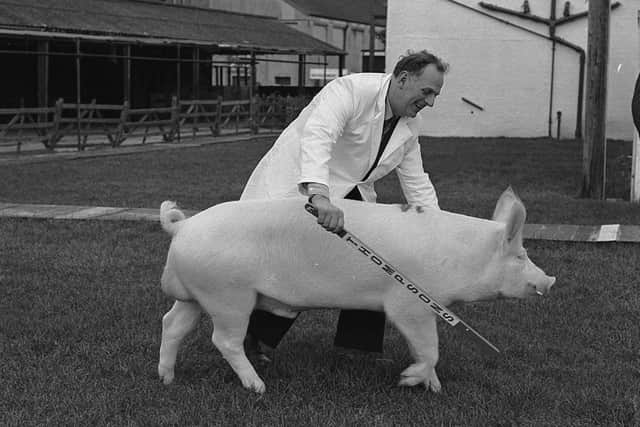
[158,364,175,385]
[426,374,442,393]
[398,364,441,392]
[241,376,266,394]
[253,381,266,394]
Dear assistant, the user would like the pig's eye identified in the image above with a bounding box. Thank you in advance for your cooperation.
[517,252,527,260]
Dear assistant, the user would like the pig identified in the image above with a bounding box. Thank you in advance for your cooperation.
[157,187,555,394]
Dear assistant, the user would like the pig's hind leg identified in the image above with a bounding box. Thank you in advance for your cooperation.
[384,295,442,392]
[158,300,202,384]
[198,288,266,393]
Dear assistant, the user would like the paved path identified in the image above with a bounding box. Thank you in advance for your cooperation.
[1,201,639,243]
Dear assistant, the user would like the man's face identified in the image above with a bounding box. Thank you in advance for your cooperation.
[389,64,444,118]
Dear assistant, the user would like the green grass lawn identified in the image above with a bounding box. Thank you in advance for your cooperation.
[1,137,639,425]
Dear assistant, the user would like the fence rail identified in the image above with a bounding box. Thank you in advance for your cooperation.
[0,95,310,153]
[0,103,58,152]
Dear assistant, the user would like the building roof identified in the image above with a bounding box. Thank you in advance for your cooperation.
[0,0,344,55]
[283,0,387,25]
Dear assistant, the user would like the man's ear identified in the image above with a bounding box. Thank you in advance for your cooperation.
[397,71,408,86]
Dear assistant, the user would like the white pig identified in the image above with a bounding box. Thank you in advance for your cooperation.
[157,188,555,393]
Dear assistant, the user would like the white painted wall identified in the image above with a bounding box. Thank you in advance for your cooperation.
[387,0,639,140]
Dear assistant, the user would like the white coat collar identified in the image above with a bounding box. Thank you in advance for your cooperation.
[375,74,393,119]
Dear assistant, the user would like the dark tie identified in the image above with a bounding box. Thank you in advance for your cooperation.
[362,116,400,182]
[344,116,400,201]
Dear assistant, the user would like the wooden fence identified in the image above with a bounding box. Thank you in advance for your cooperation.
[0,95,309,153]
[0,102,58,153]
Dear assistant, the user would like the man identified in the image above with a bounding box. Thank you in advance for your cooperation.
[241,50,448,358]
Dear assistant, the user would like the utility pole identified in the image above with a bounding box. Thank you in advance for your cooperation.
[368,3,376,72]
[631,40,640,202]
[580,0,610,200]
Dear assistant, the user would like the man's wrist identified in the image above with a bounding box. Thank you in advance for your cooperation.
[305,182,330,201]
[308,194,329,204]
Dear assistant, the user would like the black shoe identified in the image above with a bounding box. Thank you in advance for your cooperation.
[244,333,272,364]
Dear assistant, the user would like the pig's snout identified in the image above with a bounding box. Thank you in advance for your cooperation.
[531,275,555,296]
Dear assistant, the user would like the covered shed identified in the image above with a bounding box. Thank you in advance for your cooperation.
[0,0,345,108]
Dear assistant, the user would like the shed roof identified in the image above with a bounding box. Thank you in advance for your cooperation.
[0,0,344,55]
[283,0,387,25]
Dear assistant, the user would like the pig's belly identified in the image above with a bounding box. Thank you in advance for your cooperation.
[249,238,394,312]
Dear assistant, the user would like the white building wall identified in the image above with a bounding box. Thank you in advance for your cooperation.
[388,0,639,140]
[548,42,582,139]
[388,0,552,137]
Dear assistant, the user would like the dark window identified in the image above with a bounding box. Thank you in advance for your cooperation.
[275,76,291,86]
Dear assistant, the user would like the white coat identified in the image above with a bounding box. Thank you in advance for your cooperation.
[240,73,439,207]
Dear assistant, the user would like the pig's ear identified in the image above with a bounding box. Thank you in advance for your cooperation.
[492,186,518,222]
[492,187,527,245]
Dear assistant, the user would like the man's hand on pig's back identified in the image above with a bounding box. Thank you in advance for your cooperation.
[309,194,344,235]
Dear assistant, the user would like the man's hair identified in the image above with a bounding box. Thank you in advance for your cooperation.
[392,50,449,77]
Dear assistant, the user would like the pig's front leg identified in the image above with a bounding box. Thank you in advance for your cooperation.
[385,293,441,392]
[397,313,441,392]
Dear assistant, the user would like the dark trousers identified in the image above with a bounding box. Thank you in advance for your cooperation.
[246,187,386,353]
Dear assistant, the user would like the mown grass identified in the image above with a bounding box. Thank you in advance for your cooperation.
[0,136,637,224]
[1,136,639,425]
